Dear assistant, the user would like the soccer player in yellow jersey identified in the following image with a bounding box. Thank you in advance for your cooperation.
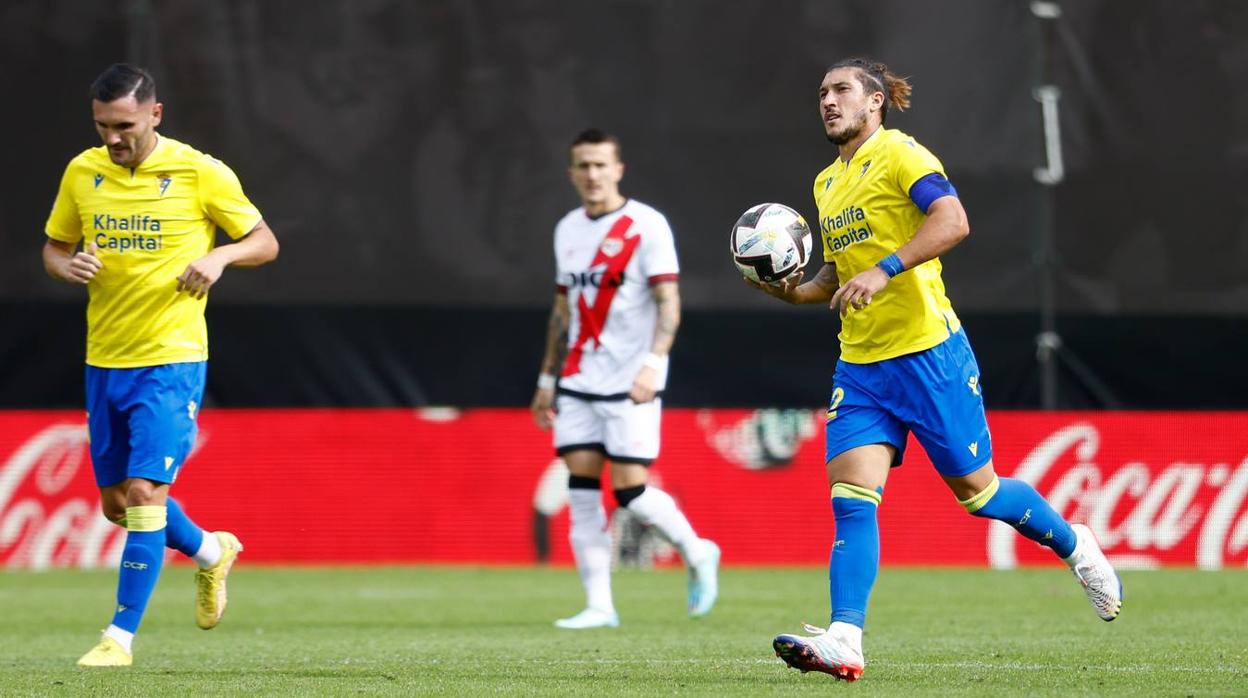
[748,58,1122,682]
[42,64,278,667]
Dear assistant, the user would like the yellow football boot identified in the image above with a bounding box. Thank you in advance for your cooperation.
[195,531,243,629]
[76,636,132,667]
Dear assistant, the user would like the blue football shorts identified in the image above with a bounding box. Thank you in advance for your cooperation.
[85,361,207,487]
[824,329,992,477]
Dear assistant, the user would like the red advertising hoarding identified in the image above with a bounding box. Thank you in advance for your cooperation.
[2,409,1245,569]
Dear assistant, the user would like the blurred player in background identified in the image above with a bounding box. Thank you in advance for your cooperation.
[530,128,720,629]
[42,63,279,666]
[747,58,1121,681]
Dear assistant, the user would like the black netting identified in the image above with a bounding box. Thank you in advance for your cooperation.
[2,0,1246,314]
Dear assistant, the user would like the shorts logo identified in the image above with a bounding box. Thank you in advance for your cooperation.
[826,387,845,422]
[968,442,979,457]
[188,400,198,419]
[164,456,174,471]
[967,375,980,396]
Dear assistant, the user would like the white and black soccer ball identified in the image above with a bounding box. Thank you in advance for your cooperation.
[729,203,813,284]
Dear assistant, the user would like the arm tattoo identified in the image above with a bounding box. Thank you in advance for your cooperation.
[541,299,570,375]
[650,282,681,355]
[812,264,839,295]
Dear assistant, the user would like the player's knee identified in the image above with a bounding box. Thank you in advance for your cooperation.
[124,478,164,507]
[958,474,1001,517]
[100,501,126,527]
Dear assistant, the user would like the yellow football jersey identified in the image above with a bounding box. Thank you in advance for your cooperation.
[813,127,961,363]
[45,135,262,368]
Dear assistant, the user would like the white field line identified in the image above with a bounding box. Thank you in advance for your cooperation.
[408,657,1245,675]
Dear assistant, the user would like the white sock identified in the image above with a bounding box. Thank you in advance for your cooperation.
[624,486,704,565]
[192,531,222,568]
[568,488,614,613]
[103,625,134,653]
[830,621,863,649]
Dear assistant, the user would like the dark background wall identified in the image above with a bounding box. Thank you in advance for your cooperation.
[1,0,1245,408]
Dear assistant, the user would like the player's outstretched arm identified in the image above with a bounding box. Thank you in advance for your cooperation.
[176,220,279,299]
[531,293,570,430]
[745,263,838,305]
[630,280,679,404]
[43,239,102,285]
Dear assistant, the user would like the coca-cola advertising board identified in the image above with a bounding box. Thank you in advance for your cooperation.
[2,409,1245,570]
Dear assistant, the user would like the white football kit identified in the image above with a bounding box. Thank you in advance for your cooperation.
[552,199,678,462]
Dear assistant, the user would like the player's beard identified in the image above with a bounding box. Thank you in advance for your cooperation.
[108,147,132,166]
[826,110,869,146]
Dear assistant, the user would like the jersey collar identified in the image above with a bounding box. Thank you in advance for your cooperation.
[584,198,629,221]
[131,133,168,171]
[839,125,885,169]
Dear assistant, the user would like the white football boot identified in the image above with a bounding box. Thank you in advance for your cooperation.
[554,607,620,629]
[773,622,864,682]
[1064,523,1123,621]
[687,539,721,618]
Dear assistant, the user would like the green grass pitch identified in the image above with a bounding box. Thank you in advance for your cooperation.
[0,565,1244,696]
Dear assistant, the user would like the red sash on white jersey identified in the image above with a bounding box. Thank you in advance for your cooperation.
[562,215,639,378]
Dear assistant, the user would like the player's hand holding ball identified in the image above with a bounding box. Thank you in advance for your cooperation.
[743,267,805,302]
[731,202,811,300]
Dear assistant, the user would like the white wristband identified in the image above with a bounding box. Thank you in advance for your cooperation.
[537,373,557,391]
[642,353,669,390]
[642,352,668,372]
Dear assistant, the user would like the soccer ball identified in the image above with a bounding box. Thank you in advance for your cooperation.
[729,203,813,284]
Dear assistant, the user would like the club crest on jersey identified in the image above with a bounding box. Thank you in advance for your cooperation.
[599,238,624,257]
[157,174,172,197]
[93,173,104,188]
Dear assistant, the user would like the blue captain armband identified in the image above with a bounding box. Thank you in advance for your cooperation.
[876,253,904,278]
[908,172,958,213]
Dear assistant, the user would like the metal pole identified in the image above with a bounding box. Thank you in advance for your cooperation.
[1031,1,1063,409]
